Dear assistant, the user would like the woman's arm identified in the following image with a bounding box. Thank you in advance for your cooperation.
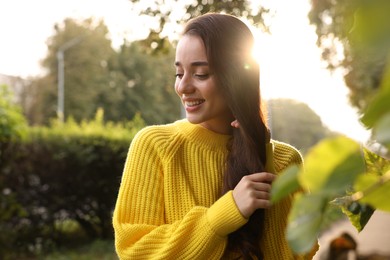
[113,128,247,259]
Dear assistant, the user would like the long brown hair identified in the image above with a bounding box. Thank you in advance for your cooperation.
[183,13,270,259]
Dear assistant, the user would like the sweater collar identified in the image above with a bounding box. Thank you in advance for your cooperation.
[175,119,232,151]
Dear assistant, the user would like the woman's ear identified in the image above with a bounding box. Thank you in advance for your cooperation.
[230,120,240,128]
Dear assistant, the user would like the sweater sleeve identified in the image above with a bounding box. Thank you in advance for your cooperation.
[112,127,247,259]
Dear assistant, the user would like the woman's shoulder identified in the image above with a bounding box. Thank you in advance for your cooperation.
[271,140,303,172]
[131,119,187,154]
[133,120,179,142]
[135,121,177,138]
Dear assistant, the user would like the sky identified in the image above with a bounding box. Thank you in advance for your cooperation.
[0,0,371,142]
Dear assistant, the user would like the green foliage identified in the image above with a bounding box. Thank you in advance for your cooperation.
[361,74,390,145]
[270,165,300,203]
[129,0,270,52]
[0,84,27,142]
[341,202,375,232]
[37,18,116,123]
[0,85,29,258]
[309,0,390,112]
[39,108,145,141]
[272,135,390,253]
[29,17,180,125]
[299,137,365,195]
[268,98,333,154]
[270,2,390,254]
[0,111,143,258]
[286,193,326,253]
[354,172,390,211]
[375,114,390,146]
[113,41,181,125]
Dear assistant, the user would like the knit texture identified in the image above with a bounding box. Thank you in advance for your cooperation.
[113,119,317,259]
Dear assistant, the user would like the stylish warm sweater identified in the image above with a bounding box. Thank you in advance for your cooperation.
[113,119,317,259]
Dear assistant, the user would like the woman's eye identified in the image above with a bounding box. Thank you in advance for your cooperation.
[175,73,183,79]
[195,74,209,79]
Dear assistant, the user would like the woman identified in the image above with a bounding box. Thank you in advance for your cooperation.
[113,13,318,259]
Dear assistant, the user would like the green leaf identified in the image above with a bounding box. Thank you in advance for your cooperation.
[361,88,390,128]
[341,201,375,232]
[363,146,390,175]
[375,113,390,146]
[354,171,390,212]
[330,195,354,209]
[299,136,365,196]
[271,165,300,203]
[359,204,375,229]
[287,193,325,253]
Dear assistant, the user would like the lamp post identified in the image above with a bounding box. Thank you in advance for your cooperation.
[56,36,83,122]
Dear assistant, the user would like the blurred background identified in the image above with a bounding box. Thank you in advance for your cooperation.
[1,0,390,259]
[0,0,370,142]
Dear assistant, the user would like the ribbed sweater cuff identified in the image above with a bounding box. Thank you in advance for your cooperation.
[207,191,248,237]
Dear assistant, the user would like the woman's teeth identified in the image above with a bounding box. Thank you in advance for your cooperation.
[185,100,205,107]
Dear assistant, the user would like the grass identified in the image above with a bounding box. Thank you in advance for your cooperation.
[42,239,117,260]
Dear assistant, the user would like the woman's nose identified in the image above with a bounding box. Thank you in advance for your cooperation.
[176,74,195,94]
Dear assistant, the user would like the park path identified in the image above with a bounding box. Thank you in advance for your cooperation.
[313,210,390,259]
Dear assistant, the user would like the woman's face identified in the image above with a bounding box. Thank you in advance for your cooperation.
[174,34,233,134]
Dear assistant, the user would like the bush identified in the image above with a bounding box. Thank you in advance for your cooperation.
[0,111,144,258]
[0,84,27,144]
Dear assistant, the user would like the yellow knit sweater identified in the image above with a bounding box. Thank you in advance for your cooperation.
[113,119,317,259]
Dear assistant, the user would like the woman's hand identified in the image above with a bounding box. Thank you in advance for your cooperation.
[232,172,276,219]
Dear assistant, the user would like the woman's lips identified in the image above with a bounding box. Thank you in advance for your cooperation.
[184,99,205,112]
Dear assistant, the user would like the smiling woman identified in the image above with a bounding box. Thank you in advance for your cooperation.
[174,34,234,134]
[112,13,318,260]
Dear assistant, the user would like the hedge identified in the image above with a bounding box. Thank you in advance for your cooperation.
[0,111,144,258]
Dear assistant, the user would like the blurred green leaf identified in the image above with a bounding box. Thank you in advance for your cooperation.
[299,136,365,196]
[271,165,300,203]
[332,194,375,232]
[287,193,325,253]
[363,146,390,175]
[330,195,353,208]
[375,113,390,146]
[379,51,390,93]
[358,204,375,230]
[329,146,390,231]
[361,88,390,128]
[350,2,390,45]
[354,171,390,212]
[341,201,375,232]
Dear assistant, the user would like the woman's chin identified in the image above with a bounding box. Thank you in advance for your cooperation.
[186,116,202,125]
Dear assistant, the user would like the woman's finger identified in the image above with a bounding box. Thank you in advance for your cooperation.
[252,182,272,192]
[242,172,276,183]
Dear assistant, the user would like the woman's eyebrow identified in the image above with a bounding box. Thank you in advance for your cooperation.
[174,61,209,67]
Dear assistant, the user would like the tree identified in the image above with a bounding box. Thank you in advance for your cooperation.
[129,0,270,52]
[268,98,332,153]
[308,0,390,113]
[110,40,181,125]
[34,18,117,123]
[29,17,181,125]
[25,75,56,125]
